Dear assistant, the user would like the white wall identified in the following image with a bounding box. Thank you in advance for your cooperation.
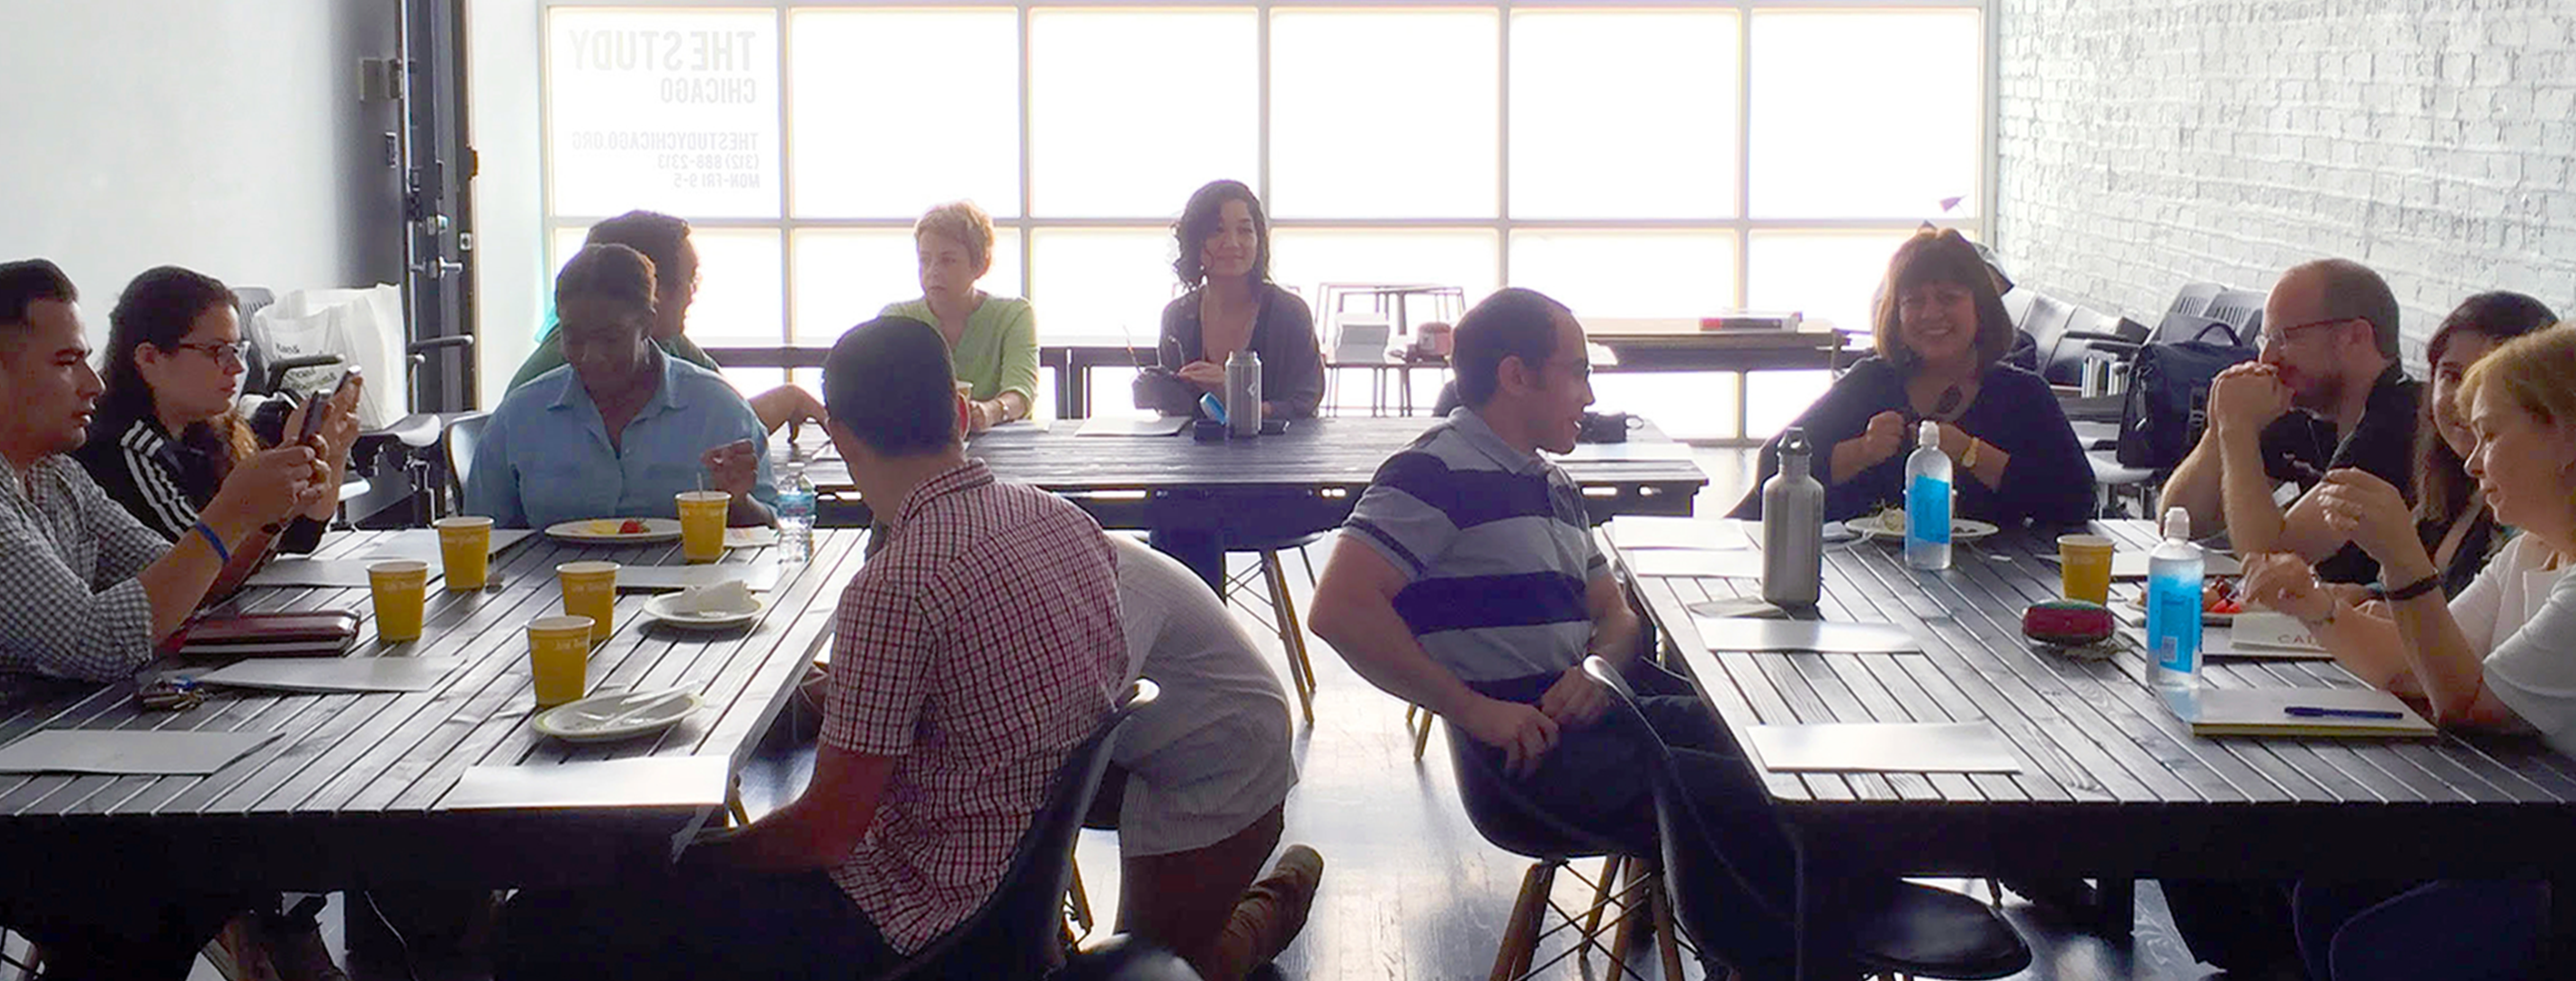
[1995,1,2576,360]
[466,0,544,408]
[0,0,404,342]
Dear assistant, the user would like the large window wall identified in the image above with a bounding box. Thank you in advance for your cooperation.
[539,2,1989,424]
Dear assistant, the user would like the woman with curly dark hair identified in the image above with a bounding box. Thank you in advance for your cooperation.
[1143,180,1324,420]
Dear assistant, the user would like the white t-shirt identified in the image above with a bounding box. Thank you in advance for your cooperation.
[1107,535,1300,856]
[2463,534,2576,757]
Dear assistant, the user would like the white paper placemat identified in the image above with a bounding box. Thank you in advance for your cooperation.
[1626,549,1765,579]
[245,559,436,590]
[1609,516,1752,551]
[0,730,282,775]
[359,528,533,562]
[195,657,466,693]
[615,563,780,593]
[1692,618,1922,653]
[1746,722,2021,773]
[439,756,732,810]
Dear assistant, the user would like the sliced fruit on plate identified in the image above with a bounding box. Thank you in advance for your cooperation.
[618,519,649,534]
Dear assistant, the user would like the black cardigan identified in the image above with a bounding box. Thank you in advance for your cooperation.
[1150,283,1325,419]
[1730,357,2096,528]
[73,402,327,553]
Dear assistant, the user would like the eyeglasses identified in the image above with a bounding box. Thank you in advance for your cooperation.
[2260,317,2354,350]
[169,340,251,365]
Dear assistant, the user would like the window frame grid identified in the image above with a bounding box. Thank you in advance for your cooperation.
[537,0,1995,347]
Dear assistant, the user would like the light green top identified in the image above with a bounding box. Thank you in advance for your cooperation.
[877,295,1040,406]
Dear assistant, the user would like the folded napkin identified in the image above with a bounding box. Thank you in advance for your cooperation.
[671,580,757,616]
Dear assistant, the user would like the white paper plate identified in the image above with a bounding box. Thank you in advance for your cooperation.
[545,517,684,544]
[533,687,702,744]
[1849,511,2000,542]
[642,592,766,630]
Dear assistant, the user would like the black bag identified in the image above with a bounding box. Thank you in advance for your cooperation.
[2117,321,2256,469]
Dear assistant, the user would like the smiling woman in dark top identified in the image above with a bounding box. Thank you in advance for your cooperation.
[1732,228,2093,526]
[1147,180,1324,420]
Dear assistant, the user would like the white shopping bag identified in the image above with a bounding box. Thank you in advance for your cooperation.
[250,285,409,430]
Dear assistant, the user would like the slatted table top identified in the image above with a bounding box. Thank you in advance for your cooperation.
[1619,518,2576,881]
[0,528,864,890]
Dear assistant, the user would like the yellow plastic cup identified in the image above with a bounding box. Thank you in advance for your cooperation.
[676,490,731,563]
[556,560,620,645]
[527,615,594,707]
[367,559,430,642]
[2058,534,2117,605]
[436,516,494,591]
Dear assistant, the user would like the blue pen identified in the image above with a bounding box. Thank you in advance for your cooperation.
[2283,706,2403,719]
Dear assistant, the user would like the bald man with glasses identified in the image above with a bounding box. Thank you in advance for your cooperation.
[2162,258,2423,586]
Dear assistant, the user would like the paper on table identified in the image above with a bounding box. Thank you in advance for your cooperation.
[360,528,533,562]
[439,755,732,810]
[1625,549,1764,579]
[246,559,439,590]
[1745,722,2021,774]
[1692,618,1921,653]
[1551,442,1698,462]
[195,657,466,693]
[1609,516,1752,551]
[0,730,282,775]
[1077,416,1191,437]
[2169,686,2436,738]
[2229,610,2324,651]
[1685,598,1787,620]
[723,527,779,549]
[616,563,780,593]
[2098,551,2243,579]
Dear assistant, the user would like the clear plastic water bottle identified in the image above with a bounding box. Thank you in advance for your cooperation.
[776,456,816,564]
[1904,420,1953,571]
[1761,427,1824,607]
[2148,507,2205,691]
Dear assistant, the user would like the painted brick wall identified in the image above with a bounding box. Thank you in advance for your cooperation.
[1994,1,2576,360]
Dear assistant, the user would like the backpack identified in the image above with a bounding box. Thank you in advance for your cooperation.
[2117,321,2256,469]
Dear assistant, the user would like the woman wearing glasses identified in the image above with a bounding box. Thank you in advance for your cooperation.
[1730,228,2094,527]
[75,266,363,599]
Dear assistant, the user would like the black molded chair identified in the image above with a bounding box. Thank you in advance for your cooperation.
[1443,717,1678,981]
[878,679,1159,981]
[1579,657,2031,981]
[1050,934,1204,981]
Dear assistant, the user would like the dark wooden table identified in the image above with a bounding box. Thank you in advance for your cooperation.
[0,528,865,892]
[1616,518,2576,978]
[792,416,1707,587]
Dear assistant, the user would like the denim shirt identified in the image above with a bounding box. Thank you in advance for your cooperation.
[465,351,776,529]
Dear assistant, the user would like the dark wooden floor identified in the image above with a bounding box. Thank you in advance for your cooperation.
[161,447,2231,981]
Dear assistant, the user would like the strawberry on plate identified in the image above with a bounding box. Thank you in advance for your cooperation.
[618,519,649,535]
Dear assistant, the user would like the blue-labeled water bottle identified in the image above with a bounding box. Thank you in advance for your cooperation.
[2147,507,2204,691]
[776,454,816,564]
[1904,420,1953,571]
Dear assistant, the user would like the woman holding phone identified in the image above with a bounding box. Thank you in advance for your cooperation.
[76,265,363,600]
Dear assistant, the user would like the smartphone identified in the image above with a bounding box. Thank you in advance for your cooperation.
[298,369,360,444]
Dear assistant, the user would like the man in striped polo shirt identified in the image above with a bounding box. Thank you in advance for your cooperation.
[1309,287,1732,854]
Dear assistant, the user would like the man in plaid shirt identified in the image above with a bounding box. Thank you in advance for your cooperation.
[0,259,332,978]
[500,315,1127,978]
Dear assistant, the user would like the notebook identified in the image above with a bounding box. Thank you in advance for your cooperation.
[2168,687,2437,738]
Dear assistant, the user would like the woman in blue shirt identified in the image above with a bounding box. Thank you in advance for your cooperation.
[467,243,775,529]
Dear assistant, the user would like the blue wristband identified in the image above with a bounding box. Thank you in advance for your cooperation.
[192,521,231,564]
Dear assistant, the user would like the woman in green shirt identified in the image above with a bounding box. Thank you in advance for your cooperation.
[508,210,823,434]
[878,200,1038,433]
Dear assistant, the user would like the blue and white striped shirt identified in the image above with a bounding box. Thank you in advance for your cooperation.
[1340,408,1607,683]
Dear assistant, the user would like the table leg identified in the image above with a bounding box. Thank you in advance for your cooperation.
[1149,527,1225,591]
[2096,878,2136,941]
[1793,831,1821,981]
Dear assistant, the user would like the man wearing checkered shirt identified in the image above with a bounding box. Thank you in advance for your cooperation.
[0,260,331,978]
[498,315,1128,979]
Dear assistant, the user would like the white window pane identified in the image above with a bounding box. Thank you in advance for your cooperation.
[1268,229,1499,337]
[719,367,788,401]
[1593,373,1741,443]
[1510,11,1737,219]
[1746,230,1913,336]
[547,9,781,219]
[1749,11,1981,219]
[1031,11,1256,218]
[549,225,783,347]
[789,228,1024,345]
[1507,231,1736,319]
[788,10,1019,218]
[1270,11,1499,219]
[1028,229,1180,346]
[679,228,785,347]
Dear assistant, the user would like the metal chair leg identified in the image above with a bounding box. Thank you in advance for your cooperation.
[1066,863,1095,933]
[1412,705,1435,759]
[1654,874,1685,981]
